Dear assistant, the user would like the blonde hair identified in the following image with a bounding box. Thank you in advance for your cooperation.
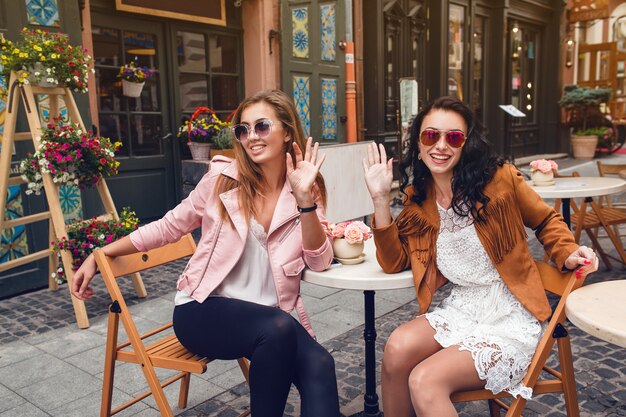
[216,89,327,221]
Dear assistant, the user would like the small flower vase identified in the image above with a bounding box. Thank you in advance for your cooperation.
[122,79,145,97]
[531,169,555,186]
[187,142,212,161]
[332,238,365,264]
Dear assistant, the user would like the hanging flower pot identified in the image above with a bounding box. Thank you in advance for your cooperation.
[187,142,212,161]
[122,79,145,98]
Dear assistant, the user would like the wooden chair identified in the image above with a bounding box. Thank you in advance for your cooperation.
[552,171,626,270]
[450,261,585,416]
[596,161,626,211]
[94,234,251,417]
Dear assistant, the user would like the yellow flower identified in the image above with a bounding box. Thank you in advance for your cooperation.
[40,55,46,61]
[33,45,42,51]
[50,53,58,59]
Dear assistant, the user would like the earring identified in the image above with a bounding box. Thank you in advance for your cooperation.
[417,153,422,160]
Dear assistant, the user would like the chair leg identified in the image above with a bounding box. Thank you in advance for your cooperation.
[178,372,191,409]
[584,229,612,271]
[505,397,527,417]
[237,358,251,385]
[488,399,501,417]
[558,336,581,417]
[101,311,119,417]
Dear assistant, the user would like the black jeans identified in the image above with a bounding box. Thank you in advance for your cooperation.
[173,296,340,417]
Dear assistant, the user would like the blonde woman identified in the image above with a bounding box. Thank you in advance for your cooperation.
[72,89,340,417]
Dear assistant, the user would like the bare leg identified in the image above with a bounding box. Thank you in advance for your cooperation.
[409,346,485,417]
[381,316,442,417]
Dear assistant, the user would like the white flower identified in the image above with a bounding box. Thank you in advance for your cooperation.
[25,189,33,195]
[98,234,105,240]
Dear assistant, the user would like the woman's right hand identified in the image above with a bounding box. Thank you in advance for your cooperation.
[71,253,97,301]
[362,142,394,202]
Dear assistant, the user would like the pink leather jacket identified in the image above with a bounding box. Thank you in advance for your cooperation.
[129,156,334,336]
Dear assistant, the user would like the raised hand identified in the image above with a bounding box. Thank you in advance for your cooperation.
[286,137,326,207]
[362,142,394,202]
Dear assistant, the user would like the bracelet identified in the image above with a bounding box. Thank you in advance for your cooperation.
[297,203,318,213]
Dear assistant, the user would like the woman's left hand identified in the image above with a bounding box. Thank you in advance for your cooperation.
[286,137,326,206]
[564,245,599,279]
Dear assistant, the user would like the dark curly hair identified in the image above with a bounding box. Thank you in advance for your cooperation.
[399,96,505,221]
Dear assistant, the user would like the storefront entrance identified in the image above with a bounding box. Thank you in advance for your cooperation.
[90,15,176,221]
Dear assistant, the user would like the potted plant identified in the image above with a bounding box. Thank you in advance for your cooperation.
[0,28,93,96]
[117,58,155,97]
[324,221,372,264]
[50,207,138,282]
[19,119,122,195]
[559,85,612,159]
[529,159,558,186]
[211,124,235,159]
[177,106,229,161]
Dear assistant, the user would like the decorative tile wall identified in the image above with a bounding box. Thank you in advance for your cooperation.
[321,78,337,140]
[320,3,336,62]
[1,186,29,263]
[25,0,60,27]
[292,7,309,59]
[293,75,311,137]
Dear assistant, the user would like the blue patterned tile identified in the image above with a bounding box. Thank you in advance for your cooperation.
[293,75,310,137]
[38,95,69,123]
[320,3,336,62]
[1,186,29,263]
[321,78,337,140]
[59,184,82,222]
[292,7,309,58]
[25,0,60,27]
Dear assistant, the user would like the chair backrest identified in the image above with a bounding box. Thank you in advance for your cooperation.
[319,141,375,223]
[596,161,626,177]
[100,234,196,278]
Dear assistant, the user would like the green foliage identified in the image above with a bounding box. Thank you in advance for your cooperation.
[212,128,234,150]
[559,85,612,131]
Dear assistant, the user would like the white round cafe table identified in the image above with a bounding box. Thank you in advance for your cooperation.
[527,177,626,227]
[565,280,626,348]
[303,239,414,417]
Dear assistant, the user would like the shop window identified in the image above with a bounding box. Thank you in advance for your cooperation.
[448,4,465,100]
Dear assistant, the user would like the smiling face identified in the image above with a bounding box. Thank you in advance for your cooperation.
[238,102,291,169]
[418,109,467,180]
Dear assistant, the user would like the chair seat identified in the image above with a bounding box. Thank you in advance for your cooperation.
[571,207,626,228]
[117,332,210,374]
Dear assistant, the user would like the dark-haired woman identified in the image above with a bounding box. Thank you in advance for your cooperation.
[362,96,598,417]
[72,89,340,417]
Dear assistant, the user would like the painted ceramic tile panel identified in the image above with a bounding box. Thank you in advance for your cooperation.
[37,94,80,222]
[321,78,337,140]
[293,75,311,137]
[1,186,29,263]
[38,94,69,124]
[25,0,60,27]
[292,7,309,59]
[320,3,336,62]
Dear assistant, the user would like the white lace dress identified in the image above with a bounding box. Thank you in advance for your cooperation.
[424,203,546,399]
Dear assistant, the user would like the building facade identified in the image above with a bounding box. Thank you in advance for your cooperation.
[1,0,568,297]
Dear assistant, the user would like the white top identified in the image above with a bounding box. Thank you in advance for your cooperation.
[302,239,414,291]
[565,280,626,348]
[527,177,626,199]
[175,218,278,307]
[424,203,543,399]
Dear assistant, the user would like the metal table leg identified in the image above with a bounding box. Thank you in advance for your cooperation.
[362,290,382,417]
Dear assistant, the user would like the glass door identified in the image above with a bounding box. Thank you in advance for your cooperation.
[91,16,175,221]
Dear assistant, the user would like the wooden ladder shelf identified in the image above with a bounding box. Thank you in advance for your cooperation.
[0,71,147,328]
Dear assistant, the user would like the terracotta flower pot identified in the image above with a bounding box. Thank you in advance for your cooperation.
[570,134,598,160]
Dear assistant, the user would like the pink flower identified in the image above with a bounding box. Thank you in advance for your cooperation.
[344,223,364,244]
[530,159,557,174]
[331,222,347,239]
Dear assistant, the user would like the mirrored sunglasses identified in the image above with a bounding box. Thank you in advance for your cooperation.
[419,128,466,148]
[231,120,274,142]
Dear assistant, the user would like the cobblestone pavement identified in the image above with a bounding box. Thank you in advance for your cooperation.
[1,213,625,416]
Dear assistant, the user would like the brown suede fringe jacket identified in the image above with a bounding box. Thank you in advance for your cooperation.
[372,164,579,322]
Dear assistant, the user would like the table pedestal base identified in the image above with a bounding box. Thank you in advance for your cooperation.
[362,290,383,417]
